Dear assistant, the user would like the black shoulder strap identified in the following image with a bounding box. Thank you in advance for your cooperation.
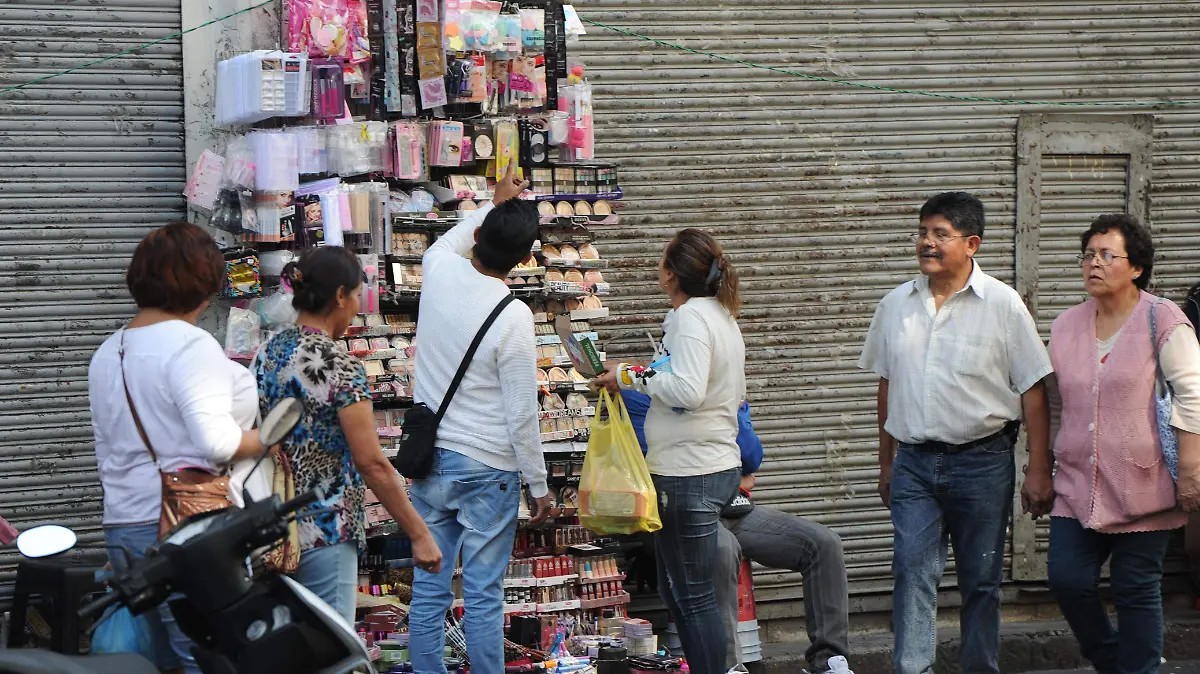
[435,294,517,422]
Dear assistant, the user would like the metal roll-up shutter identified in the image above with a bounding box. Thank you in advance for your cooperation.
[0,1,186,600]
[575,1,1200,619]
[1030,155,1130,573]
[1036,155,1131,336]
[1152,114,1200,298]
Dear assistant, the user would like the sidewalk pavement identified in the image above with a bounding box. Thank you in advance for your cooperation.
[757,614,1200,674]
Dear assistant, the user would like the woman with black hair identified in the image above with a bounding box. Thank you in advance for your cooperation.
[252,246,441,622]
[594,228,746,674]
[1046,214,1200,674]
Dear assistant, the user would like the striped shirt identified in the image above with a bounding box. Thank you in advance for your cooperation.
[858,262,1053,445]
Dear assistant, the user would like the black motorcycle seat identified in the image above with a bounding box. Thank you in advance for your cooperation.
[0,649,160,674]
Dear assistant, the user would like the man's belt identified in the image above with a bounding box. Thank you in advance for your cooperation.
[911,420,1021,454]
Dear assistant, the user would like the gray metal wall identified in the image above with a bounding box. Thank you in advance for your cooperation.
[0,1,186,597]
[576,1,1200,618]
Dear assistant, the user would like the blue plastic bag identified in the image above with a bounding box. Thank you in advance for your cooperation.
[90,600,156,662]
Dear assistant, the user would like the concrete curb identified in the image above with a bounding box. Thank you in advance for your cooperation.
[759,616,1200,673]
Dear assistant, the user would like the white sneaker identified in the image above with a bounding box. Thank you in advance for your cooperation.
[825,656,855,674]
[726,667,750,674]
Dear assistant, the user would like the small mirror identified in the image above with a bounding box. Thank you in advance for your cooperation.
[260,397,303,447]
[16,525,77,558]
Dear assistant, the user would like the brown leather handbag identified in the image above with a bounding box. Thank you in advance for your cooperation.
[119,330,235,539]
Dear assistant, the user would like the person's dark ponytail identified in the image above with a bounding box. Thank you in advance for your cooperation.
[283,247,364,314]
[665,229,742,318]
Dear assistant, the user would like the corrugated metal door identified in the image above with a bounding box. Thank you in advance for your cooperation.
[0,1,186,600]
[575,2,1200,619]
[1031,153,1130,577]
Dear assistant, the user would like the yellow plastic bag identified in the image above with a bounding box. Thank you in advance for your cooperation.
[578,389,662,535]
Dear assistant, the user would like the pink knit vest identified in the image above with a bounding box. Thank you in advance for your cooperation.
[1049,291,1189,533]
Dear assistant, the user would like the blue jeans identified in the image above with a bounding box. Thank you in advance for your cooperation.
[652,467,741,674]
[408,449,520,674]
[889,438,1015,674]
[1048,516,1173,674]
[104,523,200,674]
[292,542,359,624]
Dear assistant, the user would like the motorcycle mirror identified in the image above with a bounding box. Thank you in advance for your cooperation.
[260,397,302,447]
[16,525,77,558]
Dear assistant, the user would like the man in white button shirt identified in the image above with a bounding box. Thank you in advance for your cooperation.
[858,192,1053,674]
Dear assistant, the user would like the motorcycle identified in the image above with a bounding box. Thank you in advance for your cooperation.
[0,398,376,674]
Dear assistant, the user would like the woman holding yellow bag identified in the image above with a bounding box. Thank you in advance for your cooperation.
[594,228,746,674]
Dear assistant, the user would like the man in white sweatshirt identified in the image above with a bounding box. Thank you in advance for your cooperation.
[407,169,550,674]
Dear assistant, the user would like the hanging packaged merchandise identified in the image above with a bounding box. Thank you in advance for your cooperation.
[484,58,511,114]
[562,5,586,42]
[320,191,345,246]
[418,76,449,109]
[184,149,225,214]
[520,117,550,166]
[578,390,662,535]
[493,118,519,178]
[216,51,309,126]
[224,307,263,361]
[310,57,346,120]
[295,178,338,247]
[495,7,522,57]
[471,120,495,160]
[210,138,258,235]
[369,182,390,254]
[428,121,464,167]
[346,184,374,234]
[445,57,472,103]
[224,254,262,299]
[258,285,299,328]
[359,254,380,313]
[558,64,594,160]
[327,121,388,175]
[520,8,545,48]
[255,191,298,243]
[392,122,427,180]
[382,0,402,111]
[547,110,569,146]
[346,0,371,62]
[291,126,328,175]
[460,0,503,52]
[248,131,300,192]
[289,0,350,58]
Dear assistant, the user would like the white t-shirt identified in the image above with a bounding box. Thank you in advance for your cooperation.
[89,321,256,525]
[414,202,549,498]
[620,296,745,477]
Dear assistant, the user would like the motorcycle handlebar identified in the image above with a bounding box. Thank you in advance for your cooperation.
[278,488,323,517]
[78,589,121,620]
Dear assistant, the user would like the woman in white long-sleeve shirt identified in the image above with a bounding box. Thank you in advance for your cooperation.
[595,228,746,674]
[88,222,265,674]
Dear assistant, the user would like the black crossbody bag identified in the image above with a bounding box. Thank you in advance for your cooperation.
[393,295,516,479]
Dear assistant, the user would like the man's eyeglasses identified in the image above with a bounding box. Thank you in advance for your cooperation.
[910,232,966,245]
[1077,250,1129,267]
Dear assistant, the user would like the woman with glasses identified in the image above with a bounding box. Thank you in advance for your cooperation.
[1046,213,1200,674]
